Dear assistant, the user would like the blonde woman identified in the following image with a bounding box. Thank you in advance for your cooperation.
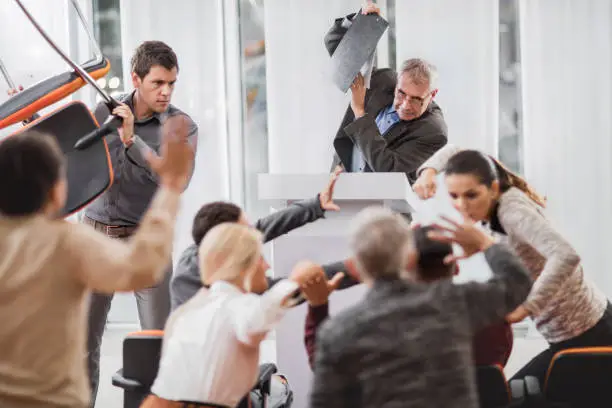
[142,223,315,408]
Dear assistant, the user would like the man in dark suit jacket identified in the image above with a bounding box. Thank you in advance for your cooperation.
[170,169,347,310]
[326,5,448,183]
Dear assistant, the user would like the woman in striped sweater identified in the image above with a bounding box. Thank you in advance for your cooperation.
[413,145,612,384]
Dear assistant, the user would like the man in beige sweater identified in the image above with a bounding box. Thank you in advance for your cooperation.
[0,115,194,407]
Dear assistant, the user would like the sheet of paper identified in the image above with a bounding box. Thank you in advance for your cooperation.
[406,173,493,283]
[360,50,375,89]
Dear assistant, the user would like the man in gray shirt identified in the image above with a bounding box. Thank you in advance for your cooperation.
[310,209,532,408]
[82,41,198,406]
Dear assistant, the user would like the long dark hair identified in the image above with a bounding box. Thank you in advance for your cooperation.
[444,150,546,208]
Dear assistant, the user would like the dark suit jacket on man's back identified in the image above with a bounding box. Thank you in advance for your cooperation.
[325,15,448,183]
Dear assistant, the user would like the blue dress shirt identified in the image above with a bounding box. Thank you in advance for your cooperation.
[350,105,401,172]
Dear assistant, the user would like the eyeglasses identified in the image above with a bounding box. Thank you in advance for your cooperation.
[395,89,434,108]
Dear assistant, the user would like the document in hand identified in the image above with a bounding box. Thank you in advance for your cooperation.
[407,173,493,283]
[330,12,389,93]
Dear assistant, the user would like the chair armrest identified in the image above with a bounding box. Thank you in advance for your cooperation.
[509,379,525,400]
[522,376,557,406]
[111,368,146,392]
[524,375,542,396]
[254,363,278,395]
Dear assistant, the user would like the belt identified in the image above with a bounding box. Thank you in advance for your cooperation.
[82,216,138,238]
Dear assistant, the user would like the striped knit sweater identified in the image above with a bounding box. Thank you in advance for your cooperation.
[419,144,607,342]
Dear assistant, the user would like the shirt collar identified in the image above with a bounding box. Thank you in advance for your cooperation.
[386,105,401,121]
[125,90,170,124]
[209,280,245,295]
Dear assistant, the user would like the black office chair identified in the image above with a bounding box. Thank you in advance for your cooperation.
[111,330,292,408]
[5,101,113,217]
[523,347,612,408]
[476,365,526,408]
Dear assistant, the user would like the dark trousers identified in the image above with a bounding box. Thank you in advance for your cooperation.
[510,302,612,385]
[83,216,172,408]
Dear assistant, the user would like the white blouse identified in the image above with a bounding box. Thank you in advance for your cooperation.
[151,279,298,407]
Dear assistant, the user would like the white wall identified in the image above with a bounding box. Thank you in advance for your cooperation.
[264,0,363,174]
[395,0,500,154]
[0,0,70,95]
[520,0,612,296]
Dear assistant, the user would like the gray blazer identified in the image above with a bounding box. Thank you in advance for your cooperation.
[325,15,448,183]
[170,197,346,310]
[309,244,532,408]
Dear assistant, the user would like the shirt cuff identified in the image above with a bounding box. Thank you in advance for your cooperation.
[313,194,325,216]
[270,279,300,308]
[344,258,360,282]
[521,296,541,317]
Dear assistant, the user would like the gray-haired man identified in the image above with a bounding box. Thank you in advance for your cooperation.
[326,3,448,183]
[309,208,532,408]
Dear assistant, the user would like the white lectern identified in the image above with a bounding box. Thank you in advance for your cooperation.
[258,173,414,408]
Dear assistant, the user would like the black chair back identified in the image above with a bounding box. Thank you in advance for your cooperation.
[545,347,612,408]
[7,101,113,216]
[112,331,286,408]
[115,331,163,408]
[476,365,511,408]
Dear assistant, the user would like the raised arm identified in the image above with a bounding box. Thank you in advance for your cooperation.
[457,243,533,333]
[254,167,342,242]
[229,280,299,346]
[417,143,462,175]
[254,198,324,242]
[324,3,380,56]
[69,186,179,292]
[497,190,581,316]
[69,113,195,293]
[428,216,532,333]
[413,143,462,198]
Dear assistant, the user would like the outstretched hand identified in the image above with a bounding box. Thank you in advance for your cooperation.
[427,215,494,264]
[301,269,345,307]
[413,168,438,199]
[319,166,343,211]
